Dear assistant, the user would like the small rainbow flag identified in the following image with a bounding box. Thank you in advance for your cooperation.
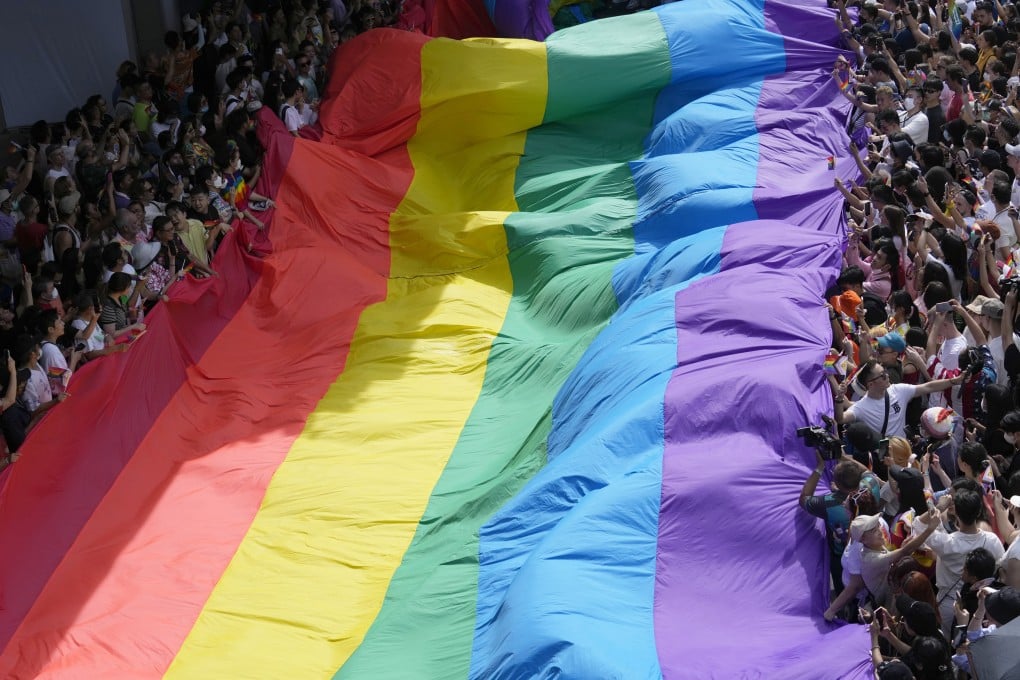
[824,349,848,375]
[45,366,68,394]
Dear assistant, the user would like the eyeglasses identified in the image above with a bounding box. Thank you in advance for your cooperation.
[867,370,889,383]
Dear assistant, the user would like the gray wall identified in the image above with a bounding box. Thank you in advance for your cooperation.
[0,0,182,130]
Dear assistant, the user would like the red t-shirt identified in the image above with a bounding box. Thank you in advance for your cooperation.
[15,221,47,252]
[947,92,963,122]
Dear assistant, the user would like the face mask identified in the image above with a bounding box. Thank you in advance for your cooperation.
[1005,432,1016,444]
[213,175,226,190]
[200,106,209,114]
[198,124,206,136]
[235,160,244,172]
[904,97,915,110]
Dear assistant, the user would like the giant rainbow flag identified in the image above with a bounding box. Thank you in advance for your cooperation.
[0,1,874,677]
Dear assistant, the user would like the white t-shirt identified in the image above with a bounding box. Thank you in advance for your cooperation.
[938,334,967,373]
[963,328,1020,385]
[46,166,71,183]
[281,103,303,132]
[39,341,67,373]
[975,199,995,221]
[71,317,106,352]
[842,541,864,589]
[24,364,52,413]
[846,383,918,438]
[991,207,1017,252]
[901,110,929,146]
[922,526,1004,597]
[926,334,967,409]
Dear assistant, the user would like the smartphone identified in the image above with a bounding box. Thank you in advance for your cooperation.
[876,608,889,628]
[935,301,952,313]
[74,342,86,352]
[877,438,889,457]
[864,201,872,216]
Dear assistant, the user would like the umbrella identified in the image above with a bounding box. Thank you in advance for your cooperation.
[969,617,1020,680]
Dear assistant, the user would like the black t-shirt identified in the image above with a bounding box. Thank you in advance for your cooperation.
[967,70,982,94]
[926,105,947,144]
[1005,343,1020,386]
[1,398,32,452]
[187,206,220,227]
[982,426,1013,458]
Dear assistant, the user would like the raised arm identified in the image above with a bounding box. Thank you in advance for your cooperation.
[1004,289,1018,354]
[9,146,36,199]
[835,178,864,210]
[950,298,987,345]
[850,142,873,181]
[978,233,1000,298]
[915,371,967,396]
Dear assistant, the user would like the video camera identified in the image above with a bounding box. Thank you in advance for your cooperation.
[1000,275,1020,302]
[796,425,843,461]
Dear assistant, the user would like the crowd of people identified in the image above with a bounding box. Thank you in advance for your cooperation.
[0,0,412,465]
[801,0,1020,676]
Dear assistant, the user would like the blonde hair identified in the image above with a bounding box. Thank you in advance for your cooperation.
[888,437,917,469]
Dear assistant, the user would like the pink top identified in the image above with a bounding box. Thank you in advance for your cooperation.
[846,246,892,300]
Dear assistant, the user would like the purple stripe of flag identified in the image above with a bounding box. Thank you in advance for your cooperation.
[653,1,873,677]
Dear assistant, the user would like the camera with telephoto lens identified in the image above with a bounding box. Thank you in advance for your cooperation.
[962,346,985,377]
[1000,275,1020,301]
[797,425,843,460]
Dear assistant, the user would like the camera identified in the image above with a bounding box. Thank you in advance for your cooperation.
[797,425,843,460]
[964,347,983,376]
[1000,275,1020,301]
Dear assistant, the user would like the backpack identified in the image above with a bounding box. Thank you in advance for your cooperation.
[959,345,996,421]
